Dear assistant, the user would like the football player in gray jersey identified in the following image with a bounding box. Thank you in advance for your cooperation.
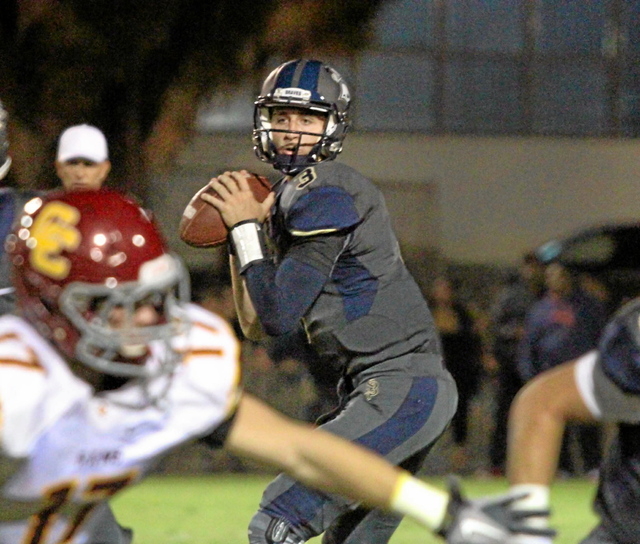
[203,58,459,544]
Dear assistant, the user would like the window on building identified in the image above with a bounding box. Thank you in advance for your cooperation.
[197,0,640,138]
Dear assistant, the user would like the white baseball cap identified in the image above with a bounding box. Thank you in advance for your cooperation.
[57,124,108,163]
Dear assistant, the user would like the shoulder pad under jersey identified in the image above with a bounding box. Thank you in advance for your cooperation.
[278,162,364,237]
[598,298,640,394]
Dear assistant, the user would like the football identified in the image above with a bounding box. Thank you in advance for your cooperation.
[179,173,272,248]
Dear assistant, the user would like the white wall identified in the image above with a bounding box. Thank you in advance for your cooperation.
[152,132,640,268]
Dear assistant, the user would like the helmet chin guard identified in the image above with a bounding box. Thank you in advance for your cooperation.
[0,99,11,180]
[60,253,190,380]
[253,59,351,175]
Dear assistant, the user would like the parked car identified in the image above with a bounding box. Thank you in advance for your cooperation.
[535,222,640,310]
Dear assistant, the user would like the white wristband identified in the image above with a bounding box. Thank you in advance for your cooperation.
[510,484,551,529]
[230,221,266,272]
[389,472,449,531]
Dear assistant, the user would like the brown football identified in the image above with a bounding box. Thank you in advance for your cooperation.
[179,173,272,248]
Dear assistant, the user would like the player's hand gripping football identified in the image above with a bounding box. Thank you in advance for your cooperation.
[201,170,275,228]
[438,477,556,544]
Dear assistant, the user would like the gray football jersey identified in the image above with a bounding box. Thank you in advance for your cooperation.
[590,299,640,543]
[270,161,441,375]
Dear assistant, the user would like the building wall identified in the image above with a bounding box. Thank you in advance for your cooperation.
[152,132,640,269]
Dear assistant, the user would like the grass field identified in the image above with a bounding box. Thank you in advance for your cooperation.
[111,474,598,543]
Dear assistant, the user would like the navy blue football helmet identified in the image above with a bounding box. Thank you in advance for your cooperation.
[253,59,351,175]
[0,99,10,180]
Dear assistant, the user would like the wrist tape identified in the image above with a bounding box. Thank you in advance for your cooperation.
[510,484,550,529]
[229,220,267,273]
[390,472,449,531]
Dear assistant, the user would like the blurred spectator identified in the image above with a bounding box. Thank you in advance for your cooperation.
[485,251,545,476]
[518,261,608,476]
[190,265,242,338]
[429,275,483,473]
[54,124,111,191]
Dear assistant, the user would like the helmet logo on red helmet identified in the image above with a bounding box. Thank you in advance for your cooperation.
[28,202,81,280]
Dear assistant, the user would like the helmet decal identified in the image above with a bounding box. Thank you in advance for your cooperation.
[27,201,81,280]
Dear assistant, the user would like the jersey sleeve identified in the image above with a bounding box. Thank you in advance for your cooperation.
[575,349,640,424]
[285,186,361,236]
[243,233,348,336]
[178,304,243,424]
[0,332,48,457]
[597,300,640,394]
[578,299,640,423]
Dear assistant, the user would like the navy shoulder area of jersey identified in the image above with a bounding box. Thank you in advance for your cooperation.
[279,161,375,236]
[598,298,640,395]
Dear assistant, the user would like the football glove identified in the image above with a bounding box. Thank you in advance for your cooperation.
[438,477,556,544]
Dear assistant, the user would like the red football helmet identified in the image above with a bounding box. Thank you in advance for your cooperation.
[6,189,190,380]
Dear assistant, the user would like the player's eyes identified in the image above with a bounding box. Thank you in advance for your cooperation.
[136,290,174,313]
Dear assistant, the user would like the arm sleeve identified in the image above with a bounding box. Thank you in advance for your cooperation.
[241,232,348,336]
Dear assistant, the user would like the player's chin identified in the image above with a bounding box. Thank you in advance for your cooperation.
[119,344,149,361]
[69,183,98,191]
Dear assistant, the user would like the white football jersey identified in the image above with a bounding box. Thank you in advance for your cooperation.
[0,304,241,544]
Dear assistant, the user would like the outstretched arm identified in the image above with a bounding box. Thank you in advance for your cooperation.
[497,356,598,541]
[507,357,597,486]
[224,393,450,532]
[434,358,597,544]
[224,394,552,542]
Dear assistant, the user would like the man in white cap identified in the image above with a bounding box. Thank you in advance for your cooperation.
[55,123,111,191]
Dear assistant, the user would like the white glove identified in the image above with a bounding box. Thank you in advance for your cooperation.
[438,477,556,544]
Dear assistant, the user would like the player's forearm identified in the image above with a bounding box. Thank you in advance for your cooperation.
[506,387,564,486]
[507,360,591,486]
[226,394,450,531]
[229,256,265,341]
[276,429,450,531]
[241,257,323,336]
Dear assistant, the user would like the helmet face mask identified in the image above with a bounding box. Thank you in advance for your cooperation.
[253,59,351,175]
[0,99,11,180]
[60,253,190,380]
[7,191,191,397]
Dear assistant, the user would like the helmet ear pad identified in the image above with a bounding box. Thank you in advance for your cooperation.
[11,275,81,361]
